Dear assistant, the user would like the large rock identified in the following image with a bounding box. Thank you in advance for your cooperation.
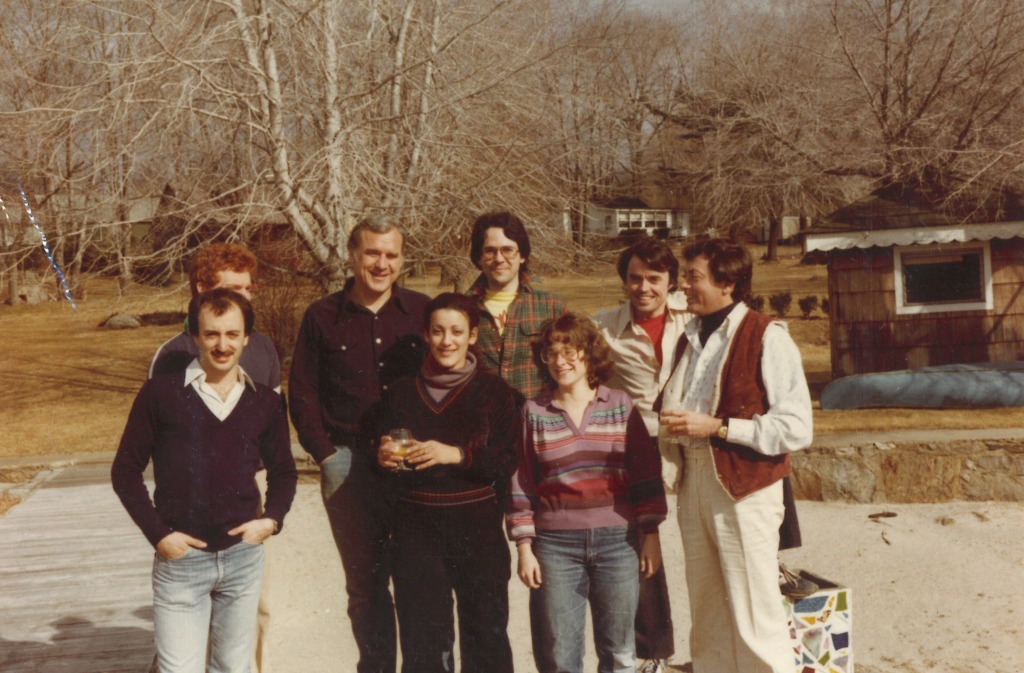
[792,454,877,503]
[17,271,53,305]
[103,314,142,330]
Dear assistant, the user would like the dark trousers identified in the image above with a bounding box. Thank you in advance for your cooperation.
[635,562,675,660]
[392,497,513,673]
[779,476,802,550]
[322,449,397,673]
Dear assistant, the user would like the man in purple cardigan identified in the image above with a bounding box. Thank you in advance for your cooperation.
[113,289,297,673]
[148,241,283,673]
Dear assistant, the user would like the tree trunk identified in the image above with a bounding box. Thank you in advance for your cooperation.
[764,214,781,261]
[4,270,17,305]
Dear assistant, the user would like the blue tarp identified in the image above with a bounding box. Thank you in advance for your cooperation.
[820,361,1024,410]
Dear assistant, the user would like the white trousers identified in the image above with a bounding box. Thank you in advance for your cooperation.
[677,446,792,673]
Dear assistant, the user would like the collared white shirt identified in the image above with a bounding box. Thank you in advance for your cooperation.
[660,303,813,488]
[185,359,255,420]
[593,292,691,437]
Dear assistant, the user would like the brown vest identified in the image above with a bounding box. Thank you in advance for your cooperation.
[710,310,791,499]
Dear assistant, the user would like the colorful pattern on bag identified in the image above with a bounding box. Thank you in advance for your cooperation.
[784,575,852,673]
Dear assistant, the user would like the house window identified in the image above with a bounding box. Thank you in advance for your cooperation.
[893,242,992,315]
[617,211,644,230]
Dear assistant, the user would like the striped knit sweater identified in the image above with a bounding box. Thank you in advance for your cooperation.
[506,386,667,543]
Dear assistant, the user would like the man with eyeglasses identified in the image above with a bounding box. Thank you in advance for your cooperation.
[659,238,812,673]
[467,211,566,402]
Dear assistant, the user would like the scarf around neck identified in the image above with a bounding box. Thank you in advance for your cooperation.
[420,351,478,402]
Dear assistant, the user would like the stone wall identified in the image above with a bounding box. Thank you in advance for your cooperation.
[790,439,1024,503]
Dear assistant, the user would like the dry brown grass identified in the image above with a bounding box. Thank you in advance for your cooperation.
[1,244,1020,461]
[0,492,21,516]
[0,466,45,483]
[0,280,188,458]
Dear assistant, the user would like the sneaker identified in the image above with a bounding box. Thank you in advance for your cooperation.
[638,659,666,673]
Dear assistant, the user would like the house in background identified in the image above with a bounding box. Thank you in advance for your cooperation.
[564,197,690,239]
[758,215,806,244]
[803,178,1024,378]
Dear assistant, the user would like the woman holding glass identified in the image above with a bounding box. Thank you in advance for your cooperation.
[507,313,667,673]
[373,292,519,673]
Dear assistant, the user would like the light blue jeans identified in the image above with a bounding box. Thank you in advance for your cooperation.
[531,526,640,673]
[152,541,265,673]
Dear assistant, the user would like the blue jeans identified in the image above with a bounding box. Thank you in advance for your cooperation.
[531,526,640,673]
[152,541,265,673]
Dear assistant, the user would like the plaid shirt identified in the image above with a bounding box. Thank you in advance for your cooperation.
[468,273,566,400]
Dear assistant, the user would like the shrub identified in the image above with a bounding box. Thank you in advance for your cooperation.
[256,276,321,364]
[797,295,819,319]
[748,295,766,312]
[768,292,792,318]
[821,297,830,314]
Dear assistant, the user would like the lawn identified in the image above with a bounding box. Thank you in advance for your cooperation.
[1,242,1021,460]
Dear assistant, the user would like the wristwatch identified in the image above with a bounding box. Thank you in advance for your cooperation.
[716,418,729,440]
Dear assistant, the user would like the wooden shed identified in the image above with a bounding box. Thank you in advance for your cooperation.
[803,179,1024,378]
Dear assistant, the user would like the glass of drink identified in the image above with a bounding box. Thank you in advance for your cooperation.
[388,428,415,471]
[658,400,681,447]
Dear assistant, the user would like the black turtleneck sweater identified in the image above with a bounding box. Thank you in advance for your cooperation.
[699,301,739,346]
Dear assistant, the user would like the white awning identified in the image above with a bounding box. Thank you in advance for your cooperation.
[804,221,1024,252]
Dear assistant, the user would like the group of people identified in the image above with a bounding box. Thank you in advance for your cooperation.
[111,210,813,673]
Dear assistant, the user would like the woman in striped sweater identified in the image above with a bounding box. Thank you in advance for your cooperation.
[507,313,668,673]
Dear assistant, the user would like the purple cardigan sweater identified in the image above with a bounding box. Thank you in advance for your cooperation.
[111,373,297,551]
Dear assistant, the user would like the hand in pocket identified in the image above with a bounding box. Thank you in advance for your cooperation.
[320,446,353,502]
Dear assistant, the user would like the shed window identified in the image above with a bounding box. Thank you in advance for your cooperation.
[893,243,992,315]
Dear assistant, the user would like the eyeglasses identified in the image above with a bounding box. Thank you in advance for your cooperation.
[540,346,581,364]
[481,246,519,261]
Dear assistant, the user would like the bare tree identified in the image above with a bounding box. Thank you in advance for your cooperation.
[827,0,1024,186]
[0,0,704,297]
[527,4,686,251]
[645,0,1024,256]
[647,1,863,254]
[141,0,605,291]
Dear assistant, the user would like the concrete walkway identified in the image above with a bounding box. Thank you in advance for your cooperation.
[3,439,1023,673]
[0,459,689,672]
[0,461,155,673]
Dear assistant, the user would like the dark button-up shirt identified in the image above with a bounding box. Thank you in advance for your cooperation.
[288,281,430,464]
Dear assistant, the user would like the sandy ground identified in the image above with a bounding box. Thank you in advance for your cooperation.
[263,483,1024,673]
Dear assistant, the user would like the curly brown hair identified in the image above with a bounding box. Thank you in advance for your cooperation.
[532,313,615,390]
[188,243,257,297]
